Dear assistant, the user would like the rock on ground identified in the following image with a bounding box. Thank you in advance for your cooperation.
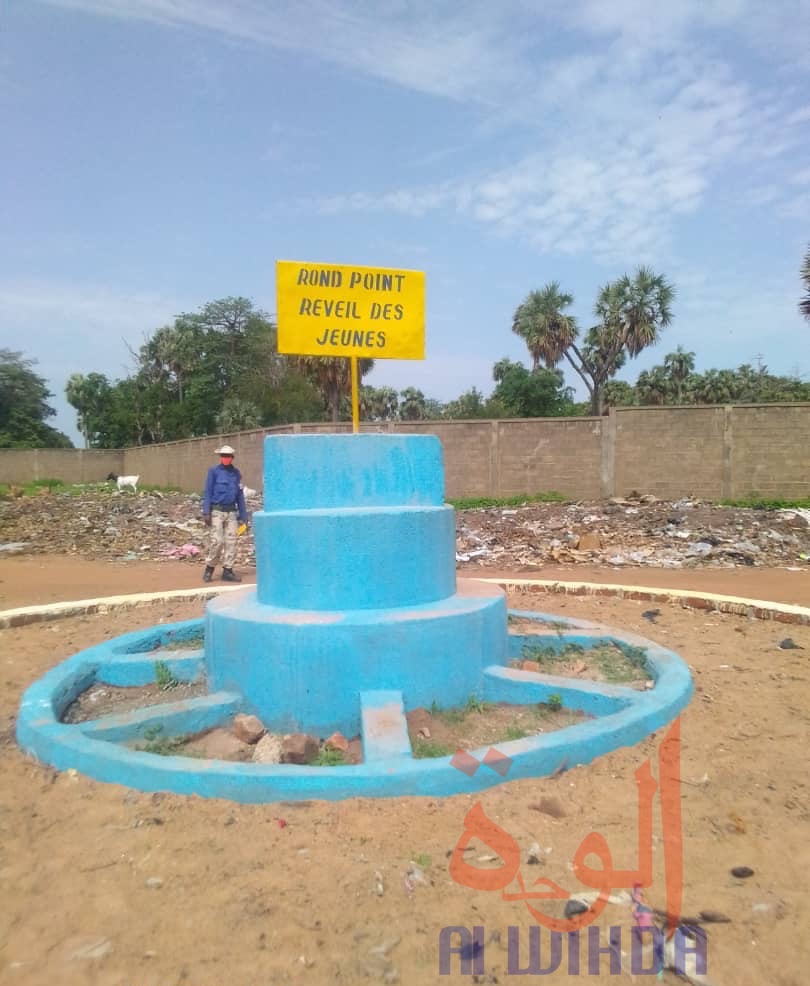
[281,733,319,765]
[252,733,283,764]
[232,713,266,744]
[185,728,251,762]
[324,732,349,753]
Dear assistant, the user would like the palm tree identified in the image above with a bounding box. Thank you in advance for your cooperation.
[602,380,636,408]
[582,267,674,414]
[636,367,669,406]
[512,282,577,371]
[360,385,399,421]
[693,369,737,404]
[604,266,675,357]
[215,397,260,432]
[801,244,810,322]
[663,346,695,404]
[295,356,374,423]
[399,387,427,420]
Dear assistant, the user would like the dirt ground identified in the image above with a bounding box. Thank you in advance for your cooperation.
[1,554,809,610]
[1,580,809,986]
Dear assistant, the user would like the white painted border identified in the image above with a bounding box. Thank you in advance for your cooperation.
[477,577,810,625]
[1,577,808,628]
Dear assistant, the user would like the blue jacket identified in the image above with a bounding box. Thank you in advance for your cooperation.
[202,464,247,521]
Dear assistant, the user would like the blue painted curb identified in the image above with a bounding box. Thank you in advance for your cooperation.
[15,608,693,803]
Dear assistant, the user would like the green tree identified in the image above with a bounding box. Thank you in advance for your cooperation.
[424,397,445,419]
[511,282,577,371]
[129,297,306,440]
[135,297,273,438]
[491,358,574,417]
[295,356,374,423]
[399,387,428,421]
[360,385,399,421]
[260,373,326,424]
[215,397,261,432]
[66,372,113,447]
[512,268,674,415]
[442,386,503,419]
[662,346,695,404]
[0,350,73,448]
[635,366,670,405]
[691,368,737,404]
[603,380,636,408]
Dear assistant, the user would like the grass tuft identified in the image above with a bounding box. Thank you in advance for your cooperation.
[154,660,178,690]
[448,492,568,510]
[412,739,455,759]
[717,495,810,511]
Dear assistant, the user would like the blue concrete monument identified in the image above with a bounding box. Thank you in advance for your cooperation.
[16,433,693,803]
[205,434,507,737]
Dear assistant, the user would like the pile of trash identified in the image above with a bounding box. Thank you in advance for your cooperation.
[1,486,809,571]
[0,484,260,566]
[455,493,810,570]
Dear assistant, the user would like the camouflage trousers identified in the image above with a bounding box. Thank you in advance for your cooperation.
[206,510,238,569]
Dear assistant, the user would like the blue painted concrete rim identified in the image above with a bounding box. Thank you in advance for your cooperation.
[15,608,693,802]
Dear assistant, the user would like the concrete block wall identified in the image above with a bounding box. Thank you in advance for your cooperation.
[494,418,603,499]
[0,448,124,485]
[613,407,726,499]
[2,403,809,500]
[728,404,810,499]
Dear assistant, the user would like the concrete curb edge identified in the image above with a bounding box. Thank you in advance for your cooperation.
[1,576,807,630]
[475,577,810,626]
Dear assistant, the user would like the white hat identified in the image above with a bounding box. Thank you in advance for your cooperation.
[215,444,236,455]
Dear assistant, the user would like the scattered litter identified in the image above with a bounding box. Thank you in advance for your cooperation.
[686,541,713,557]
[0,488,256,566]
[455,493,809,571]
[407,863,428,885]
[3,486,807,574]
[70,938,113,961]
[369,937,401,960]
[159,543,201,559]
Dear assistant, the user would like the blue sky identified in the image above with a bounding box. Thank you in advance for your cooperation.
[2,0,809,444]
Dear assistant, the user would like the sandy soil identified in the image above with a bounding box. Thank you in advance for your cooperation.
[1,588,809,986]
[1,554,809,610]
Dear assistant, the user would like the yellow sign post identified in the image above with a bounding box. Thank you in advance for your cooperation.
[276,260,425,433]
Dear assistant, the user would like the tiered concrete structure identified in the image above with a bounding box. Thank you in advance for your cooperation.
[16,434,693,802]
[205,435,506,736]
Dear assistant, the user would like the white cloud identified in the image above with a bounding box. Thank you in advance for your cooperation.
[30,1,810,262]
[314,53,760,262]
[0,277,189,440]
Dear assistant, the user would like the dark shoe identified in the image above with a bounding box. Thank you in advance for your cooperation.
[221,568,241,583]
[203,566,214,583]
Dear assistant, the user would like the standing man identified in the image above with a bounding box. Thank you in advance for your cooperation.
[201,444,248,583]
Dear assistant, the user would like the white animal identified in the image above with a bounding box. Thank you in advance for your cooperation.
[241,485,260,500]
[107,473,139,493]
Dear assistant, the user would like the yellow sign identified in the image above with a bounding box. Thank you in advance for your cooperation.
[276,260,425,360]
